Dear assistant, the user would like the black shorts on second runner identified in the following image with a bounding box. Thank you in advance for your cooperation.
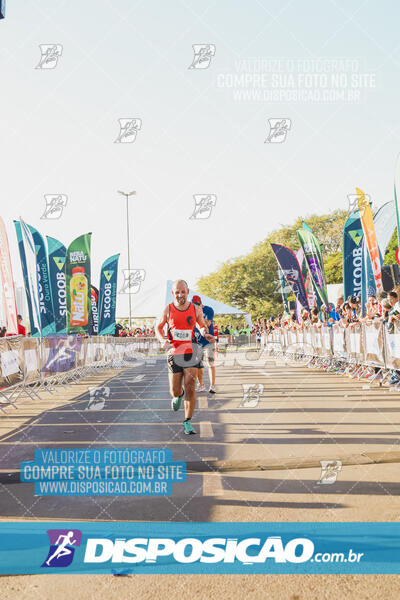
[167,349,202,373]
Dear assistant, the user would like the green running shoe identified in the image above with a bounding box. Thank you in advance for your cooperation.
[171,391,184,412]
[183,419,196,435]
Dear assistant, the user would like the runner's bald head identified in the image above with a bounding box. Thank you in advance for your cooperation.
[172,280,189,306]
[172,279,188,291]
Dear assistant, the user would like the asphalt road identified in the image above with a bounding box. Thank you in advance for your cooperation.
[1,352,400,522]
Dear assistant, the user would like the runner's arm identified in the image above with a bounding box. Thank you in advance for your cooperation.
[156,307,170,344]
[195,306,215,342]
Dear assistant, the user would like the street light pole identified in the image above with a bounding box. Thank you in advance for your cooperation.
[118,190,136,330]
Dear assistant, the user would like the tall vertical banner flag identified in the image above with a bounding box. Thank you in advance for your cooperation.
[47,236,67,335]
[66,233,92,334]
[278,267,290,314]
[343,211,363,299]
[28,224,55,336]
[98,254,119,335]
[361,201,395,311]
[298,247,315,309]
[270,243,309,310]
[394,153,400,252]
[90,285,99,335]
[16,219,41,336]
[297,227,329,306]
[356,187,383,293]
[0,218,18,334]
[14,221,37,336]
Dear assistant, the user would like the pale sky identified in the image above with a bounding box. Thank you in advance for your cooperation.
[1,0,400,318]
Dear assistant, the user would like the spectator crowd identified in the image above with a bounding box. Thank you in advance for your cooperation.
[260,290,400,333]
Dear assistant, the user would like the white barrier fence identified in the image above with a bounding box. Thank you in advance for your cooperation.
[0,336,161,413]
[261,321,400,383]
[2,324,398,413]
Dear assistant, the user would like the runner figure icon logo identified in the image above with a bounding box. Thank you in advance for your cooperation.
[240,383,264,408]
[35,44,63,69]
[265,118,291,143]
[347,191,371,217]
[189,194,217,220]
[41,529,82,568]
[41,194,68,220]
[86,386,110,411]
[114,118,142,143]
[119,269,146,294]
[188,44,216,69]
[317,460,342,485]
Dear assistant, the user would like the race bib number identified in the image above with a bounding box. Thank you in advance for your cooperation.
[172,329,192,341]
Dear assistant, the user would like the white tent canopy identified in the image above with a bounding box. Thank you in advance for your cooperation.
[117,280,245,319]
[165,280,246,315]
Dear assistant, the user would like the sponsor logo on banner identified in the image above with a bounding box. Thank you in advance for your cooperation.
[348,229,363,246]
[30,225,55,336]
[357,187,383,293]
[66,233,91,334]
[98,255,119,335]
[47,237,67,335]
[0,522,390,573]
[42,529,82,568]
[297,227,328,306]
[343,209,365,300]
[20,219,42,334]
[90,287,99,335]
[14,220,40,336]
[83,535,314,565]
[271,243,309,310]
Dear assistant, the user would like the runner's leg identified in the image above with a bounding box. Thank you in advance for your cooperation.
[209,364,216,387]
[206,344,216,390]
[183,367,197,419]
[169,371,183,398]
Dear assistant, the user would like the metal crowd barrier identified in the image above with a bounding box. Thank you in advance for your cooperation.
[0,336,161,413]
[263,321,400,386]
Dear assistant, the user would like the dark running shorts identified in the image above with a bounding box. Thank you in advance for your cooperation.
[167,347,203,373]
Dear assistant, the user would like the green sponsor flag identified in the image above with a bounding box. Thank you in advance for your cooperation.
[65,233,92,334]
[98,254,120,335]
[297,227,329,306]
[47,236,67,335]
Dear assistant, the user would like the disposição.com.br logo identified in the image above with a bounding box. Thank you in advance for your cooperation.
[41,529,82,568]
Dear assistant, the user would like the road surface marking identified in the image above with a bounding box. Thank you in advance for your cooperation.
[202,472,224,496]
[198,397,208,409]
[200,421,214,438]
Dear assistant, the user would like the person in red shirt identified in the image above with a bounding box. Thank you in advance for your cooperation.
[156,279,214,435]
[17,315,26,336]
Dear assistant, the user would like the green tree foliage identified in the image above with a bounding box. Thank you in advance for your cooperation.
[197,209,348,320]
[383,228,398,265]
[324,252,343,283]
